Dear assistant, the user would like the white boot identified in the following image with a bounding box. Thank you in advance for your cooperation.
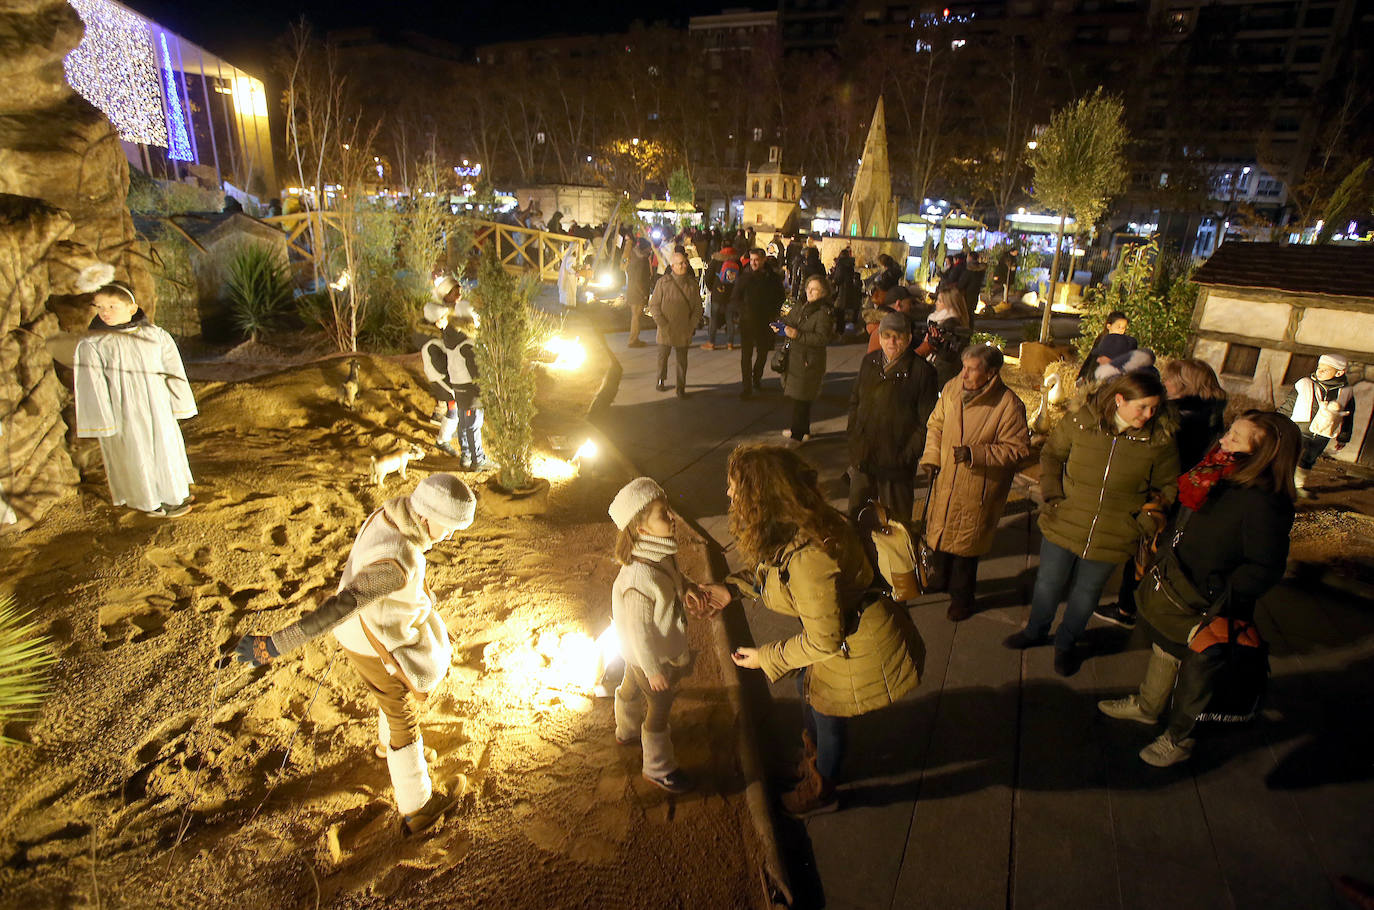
[386,737,433,816]
[1294,467,1314,499]
[640,726,678,779]
[437,416,460,458]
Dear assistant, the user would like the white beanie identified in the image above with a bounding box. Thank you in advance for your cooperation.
[410,473,476,530]
[1318,353,1348,373]
[609,477,665,531]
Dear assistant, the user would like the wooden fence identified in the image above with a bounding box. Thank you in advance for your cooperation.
[259,213,590,284]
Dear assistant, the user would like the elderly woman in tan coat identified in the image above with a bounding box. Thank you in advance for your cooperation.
[701,444,922,819]
[920,344,1031,622]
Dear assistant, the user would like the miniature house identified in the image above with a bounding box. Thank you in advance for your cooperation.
[1189,242,1374,467]
[743,146,801,234]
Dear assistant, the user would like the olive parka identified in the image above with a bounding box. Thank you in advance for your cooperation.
[1038,399,1180,563]
[727,525,921,718]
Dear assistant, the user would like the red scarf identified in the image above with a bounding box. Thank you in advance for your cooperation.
[1177,446,1238,511]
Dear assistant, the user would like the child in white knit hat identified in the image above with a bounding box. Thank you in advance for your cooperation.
[608,477,707,794]
[1279,353,1356,498]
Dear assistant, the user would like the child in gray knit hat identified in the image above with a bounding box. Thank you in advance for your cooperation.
[233,473,476,837]
[607,477,709,794]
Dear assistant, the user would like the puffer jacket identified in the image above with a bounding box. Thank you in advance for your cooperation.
[922,375,1031,556]
[847,347,938,479]
[728,526,921,717]
[1171,395,1227,471]
[781,296,834,401]
[1039,399,1180,563]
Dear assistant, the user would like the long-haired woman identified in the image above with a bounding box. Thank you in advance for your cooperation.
[1005,371,1180,675]
[779,275,836,441]
[701,444,921,817]
[1099,411,1299,766]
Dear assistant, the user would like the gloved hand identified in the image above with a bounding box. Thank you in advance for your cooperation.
[952,446,972,465]
[233,635,279,666]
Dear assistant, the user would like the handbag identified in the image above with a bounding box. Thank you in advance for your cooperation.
[1185,616,1269,725]
[1136,511,1215,643]
[915,471,946,593]
[769,340,790,374]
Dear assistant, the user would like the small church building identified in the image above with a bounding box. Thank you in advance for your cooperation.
[743,146,802,234]
[1188,242,1374,468]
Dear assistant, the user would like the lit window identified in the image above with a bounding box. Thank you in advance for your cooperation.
[535,131,546,144]
[752,127,763,141]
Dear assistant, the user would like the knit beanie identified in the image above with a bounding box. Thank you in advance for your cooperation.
[1318,353,1348,373]
[878,311,912,335]
[410,473,476,530]
[609,477,665,530]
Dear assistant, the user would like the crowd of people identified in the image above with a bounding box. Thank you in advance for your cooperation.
[67,230,1355,836]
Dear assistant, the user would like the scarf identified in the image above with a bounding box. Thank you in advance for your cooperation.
[632,533,678,563]
[1177,446,1239,511]
[383,495,437,551]
[88,308,147,332]
[1314,374,1348,402]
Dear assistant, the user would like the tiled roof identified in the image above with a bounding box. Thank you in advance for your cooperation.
[1191,242,1374,299]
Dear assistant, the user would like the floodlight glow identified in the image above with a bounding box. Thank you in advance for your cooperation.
[545,336,586,370]
[572,439,598,463]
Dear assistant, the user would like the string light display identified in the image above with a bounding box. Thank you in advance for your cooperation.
[63,0,168,148]
[158,32,194,161]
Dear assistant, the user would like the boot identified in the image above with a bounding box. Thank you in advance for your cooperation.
[791,729,818,783]
[781,749,838,818]
[641,726,692,793]
[1294,467,1314,499]
[387,737,433,818]
[613,687,645,746]
[401,777,466,837]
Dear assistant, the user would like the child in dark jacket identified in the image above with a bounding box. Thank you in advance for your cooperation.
[1078,311,1139,382]
[421,302,492,471]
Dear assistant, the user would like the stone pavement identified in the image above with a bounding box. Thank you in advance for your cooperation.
[586,310,1374,910]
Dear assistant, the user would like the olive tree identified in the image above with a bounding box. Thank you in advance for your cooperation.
[1029,89,1128,343]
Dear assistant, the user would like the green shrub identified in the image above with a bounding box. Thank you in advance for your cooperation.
[472,249,543,491]
[0,595,56,746]
[1077,240,1196,361]
[226,243,294,342]
[970,331,1008,350]
[127,171,224,215]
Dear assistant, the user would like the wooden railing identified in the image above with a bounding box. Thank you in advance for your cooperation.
[260,213,589,284]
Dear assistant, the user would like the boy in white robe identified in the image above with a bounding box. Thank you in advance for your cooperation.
[73,280,197,517]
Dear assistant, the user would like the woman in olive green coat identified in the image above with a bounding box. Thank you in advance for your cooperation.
[703,444,921,818]
[780,275,836,440]
[1005,372,1179,676]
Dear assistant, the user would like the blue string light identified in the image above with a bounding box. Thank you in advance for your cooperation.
[159,32,193,162]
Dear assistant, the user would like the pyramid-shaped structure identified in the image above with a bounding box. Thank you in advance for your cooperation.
[840,97,899,239]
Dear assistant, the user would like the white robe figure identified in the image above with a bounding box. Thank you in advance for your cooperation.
[558,246,579,308]
[74,317,197,513]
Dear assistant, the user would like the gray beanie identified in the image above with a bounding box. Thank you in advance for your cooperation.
[609,477,665,530]
[878,311,912,335]
[410,473,476,529]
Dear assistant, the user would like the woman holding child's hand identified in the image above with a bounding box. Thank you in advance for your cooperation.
[717,444,921,819]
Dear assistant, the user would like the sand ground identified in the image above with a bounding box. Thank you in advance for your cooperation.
[0,351,762,909]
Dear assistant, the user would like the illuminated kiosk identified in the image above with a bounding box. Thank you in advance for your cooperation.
[821,97,907,270]
[63,0,277,201]
[744,146,802,247]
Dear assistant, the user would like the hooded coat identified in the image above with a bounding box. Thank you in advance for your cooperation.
[729,526,921,717]
[781,295,835,401]
[921,375,1031,556]
[1039,399,1180,563]
[647,271,704,347]
[847,347,939,480]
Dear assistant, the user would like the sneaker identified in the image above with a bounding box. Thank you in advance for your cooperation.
[656,380,668,392]
[1053,649,1080,677]
[700,342,716,351]
[1002,630,1048,650]
[374,743,438,762]
[1296,487,1315,500]
[643,768,694,794]
[470,458,499,472]
[780,782,839,819]
[1140,733,1194,767]
[151,501,192,518]
[1097,695,1157,725]
[1094,605,1137,629]
[436,441,459,458]
[400,778,466,837]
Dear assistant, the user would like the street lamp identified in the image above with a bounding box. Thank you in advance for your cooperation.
[1026,140,1038,150]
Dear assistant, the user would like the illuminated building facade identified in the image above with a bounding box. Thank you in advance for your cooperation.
[63,0,277,199]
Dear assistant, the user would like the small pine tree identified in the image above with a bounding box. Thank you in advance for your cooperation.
[471,250,544,491]
[1077,241,1196,361]
[0,595,56,746]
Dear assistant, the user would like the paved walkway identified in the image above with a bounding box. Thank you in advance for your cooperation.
[589,312,1374,910]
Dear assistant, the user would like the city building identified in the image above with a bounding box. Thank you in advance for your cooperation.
[63,0,277,201]
[743,146,803,232]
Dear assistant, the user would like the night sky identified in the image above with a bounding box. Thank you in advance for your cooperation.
[122,0,769,72]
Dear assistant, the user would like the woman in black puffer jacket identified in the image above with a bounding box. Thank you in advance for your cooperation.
[1098,410,1299,767]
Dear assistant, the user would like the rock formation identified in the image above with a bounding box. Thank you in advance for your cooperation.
[0,0,153,529]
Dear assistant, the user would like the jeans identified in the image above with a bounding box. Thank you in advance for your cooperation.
[1298,432,1331,469]
[788,397,812,438]
[458,407,485,464]
[798,672,847,781]
[1117,558,1140,614]
[709,299,737,347]
[656,345,688,391]
[1025,538,1118,652]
